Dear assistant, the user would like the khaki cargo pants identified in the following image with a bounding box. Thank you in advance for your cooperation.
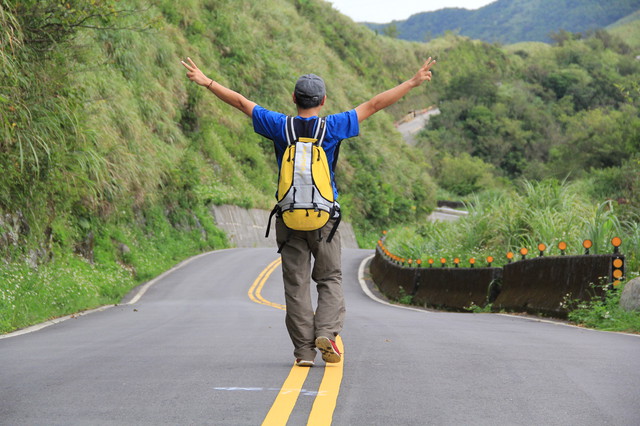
[276,217,345,361]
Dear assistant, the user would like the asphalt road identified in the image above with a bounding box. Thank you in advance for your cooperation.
[427,207,469,223]
[1,248,639,425]
[396,108,440,146]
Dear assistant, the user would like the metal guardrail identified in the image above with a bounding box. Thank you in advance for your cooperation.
[371,234,626,318]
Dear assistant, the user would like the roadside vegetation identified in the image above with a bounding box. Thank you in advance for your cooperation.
[563,282,640,333]
[383,179,640,332]
[1,0,639,333]
[384,179,639,271]
[381,21,640,332]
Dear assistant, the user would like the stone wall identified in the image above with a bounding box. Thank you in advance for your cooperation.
[209,205,359,249]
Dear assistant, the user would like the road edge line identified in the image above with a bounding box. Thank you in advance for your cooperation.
[358,253,639,338]
[0,248,234,340]
[357,254,432,314]
[126,249,232,305]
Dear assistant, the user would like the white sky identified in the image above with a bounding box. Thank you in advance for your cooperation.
[328,0,497,23]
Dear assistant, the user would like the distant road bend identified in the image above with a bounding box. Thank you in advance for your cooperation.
[1,248,639,425]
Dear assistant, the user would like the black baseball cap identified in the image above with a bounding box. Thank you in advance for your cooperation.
[294,74,326,102]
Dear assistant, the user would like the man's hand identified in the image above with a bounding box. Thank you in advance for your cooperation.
[181,57,211,87]
[180,57,256,117]
[355,56,437,123]
[408,57,436,88]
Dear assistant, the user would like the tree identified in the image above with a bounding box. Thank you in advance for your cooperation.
[382,23,398,38]
[437,153,495,196]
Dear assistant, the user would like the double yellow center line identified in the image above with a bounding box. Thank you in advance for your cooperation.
[248,258,286,310]
[248,258,345,425]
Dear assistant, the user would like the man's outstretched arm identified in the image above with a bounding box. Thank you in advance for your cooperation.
[354,57,436,123]
[181,57,257,117]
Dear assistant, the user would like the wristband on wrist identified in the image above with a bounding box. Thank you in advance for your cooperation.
[206,79,214,89]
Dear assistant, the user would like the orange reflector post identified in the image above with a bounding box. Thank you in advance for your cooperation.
[611,237,622,254]
[612,254,625,283]
[469,258,476,268]
[538,243,546,256]
[440,258,446,267]
[428,258,434,268]
[558,241,568,255]
[486,256,494,266]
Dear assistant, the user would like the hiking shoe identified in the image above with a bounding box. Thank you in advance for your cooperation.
[315,336,342,363]
[295,359,315,367]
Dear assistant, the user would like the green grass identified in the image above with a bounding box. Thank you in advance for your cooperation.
[382,178,640,332]
[607,11,640,48]
[563,281,640,333]
[0,255,136,333]
[384,179,639,270]
[0,203,228,334]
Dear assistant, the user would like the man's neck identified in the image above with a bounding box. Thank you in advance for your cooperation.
[296,106,323,118]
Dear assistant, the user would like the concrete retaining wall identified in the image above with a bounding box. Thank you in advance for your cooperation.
[209,204,359,249]
[413,266,502,311]
[494,255,612,317]
[370,249,420,299]
[371,246,502,311]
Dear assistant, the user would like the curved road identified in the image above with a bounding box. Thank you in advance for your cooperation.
[1,248,639,425]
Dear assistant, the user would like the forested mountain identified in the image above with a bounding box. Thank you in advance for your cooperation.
[418,29,639,202]
[365,0,640,44]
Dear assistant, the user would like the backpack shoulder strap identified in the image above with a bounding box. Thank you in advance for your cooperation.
[316,117,327,147]
[286,116,326,146]
[285,116,296,146]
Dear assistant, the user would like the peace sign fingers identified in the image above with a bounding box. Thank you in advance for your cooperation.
[180,57,197,72]
[181,57,210,86]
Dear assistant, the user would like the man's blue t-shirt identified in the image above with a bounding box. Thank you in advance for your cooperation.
[252,105,359,200]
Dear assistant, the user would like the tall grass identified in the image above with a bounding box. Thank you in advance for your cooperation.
[385,179,637,271]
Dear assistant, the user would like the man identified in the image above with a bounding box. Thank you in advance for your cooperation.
[181,57,435,366]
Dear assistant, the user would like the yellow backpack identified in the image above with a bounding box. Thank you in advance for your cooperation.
[266,116,341,250]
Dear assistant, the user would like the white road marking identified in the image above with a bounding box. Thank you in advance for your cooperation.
[0,249,233,339]
[357,254,431,314]
[357,253,639,338]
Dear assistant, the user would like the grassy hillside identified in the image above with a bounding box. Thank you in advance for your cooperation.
[366,0,640,44]
[607,11,640,48]
[0,0,441,332]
